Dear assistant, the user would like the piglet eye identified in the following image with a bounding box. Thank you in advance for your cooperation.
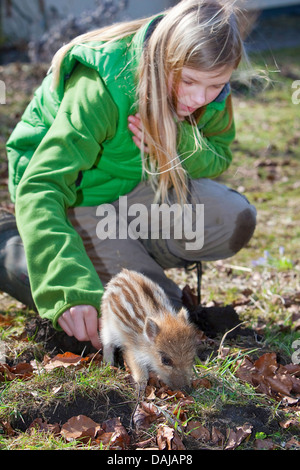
[160,354,173,367]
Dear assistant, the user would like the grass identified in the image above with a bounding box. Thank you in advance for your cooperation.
[0,45,300,450]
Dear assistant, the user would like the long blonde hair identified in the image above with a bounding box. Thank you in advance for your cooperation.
[51,0,247,203]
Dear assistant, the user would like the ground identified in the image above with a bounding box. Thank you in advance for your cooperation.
[0,18,300,451]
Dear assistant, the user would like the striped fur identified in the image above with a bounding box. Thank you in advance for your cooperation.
[100,269,198,390]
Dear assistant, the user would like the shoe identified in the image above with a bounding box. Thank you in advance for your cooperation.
[0,208,35,309]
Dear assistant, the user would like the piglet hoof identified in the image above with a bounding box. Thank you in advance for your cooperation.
[135,379,148,399]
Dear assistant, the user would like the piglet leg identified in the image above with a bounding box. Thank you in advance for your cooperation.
[123,349,148,393]
[102,342,115,366]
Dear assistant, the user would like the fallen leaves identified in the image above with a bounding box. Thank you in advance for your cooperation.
[157,425,185,450]
[24,415,131,450]
[132,391,253,450]
[60,415,102,443]
[186,420,211,442]
[0,362,33,382]
[235,352,300,403]
[42,352,90,370]
[225,424,252,450]
[133,401,162,429]
[0,351,100,382]
[60,415,130,449]
[28,418,60,436]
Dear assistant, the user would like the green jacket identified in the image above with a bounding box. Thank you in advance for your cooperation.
[6,18,235,327]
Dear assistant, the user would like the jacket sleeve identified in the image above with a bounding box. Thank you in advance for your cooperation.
[177,94,235,179]
[15,64,118,328]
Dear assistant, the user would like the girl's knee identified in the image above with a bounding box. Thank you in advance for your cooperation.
[229,206,257,254]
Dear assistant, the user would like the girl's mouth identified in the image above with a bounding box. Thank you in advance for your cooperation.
[178,103,197,114]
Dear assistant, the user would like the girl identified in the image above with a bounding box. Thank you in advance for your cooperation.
[2,0,256,349]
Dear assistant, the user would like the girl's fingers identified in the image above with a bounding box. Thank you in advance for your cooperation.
[58,314,73,336]
[132,135,149,153]
[58,305,102,349]
[128,115,149,153]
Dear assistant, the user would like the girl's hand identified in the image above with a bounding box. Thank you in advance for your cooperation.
[128,113,150,153]
[58,305,102,350]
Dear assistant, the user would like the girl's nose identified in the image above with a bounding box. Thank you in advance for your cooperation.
[192,88,206,107]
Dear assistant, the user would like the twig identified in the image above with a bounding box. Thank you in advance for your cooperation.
[129,384,143,434]
[222,263,252,272]
[217,321,248,359]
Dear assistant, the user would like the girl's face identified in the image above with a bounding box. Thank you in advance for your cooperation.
[170,66,234,120]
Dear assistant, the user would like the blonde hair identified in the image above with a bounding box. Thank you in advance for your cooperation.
[51,0,247,203]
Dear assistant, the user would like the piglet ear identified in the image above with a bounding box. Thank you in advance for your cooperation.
[144,317,160,342]
[177,307,190,323]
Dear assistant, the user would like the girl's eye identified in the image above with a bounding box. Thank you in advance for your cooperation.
[182,80,193,85]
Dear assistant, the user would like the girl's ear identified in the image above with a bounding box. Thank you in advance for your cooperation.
[144,317,160,342]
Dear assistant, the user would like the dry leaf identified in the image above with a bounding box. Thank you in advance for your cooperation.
[254,438,276,450]
[28,418,60,436]
[279,418,300,429]
[186,420,210,442]
[254,352,278,376]
[100,417,130,450]
[0,363,15,382]
[145,385,157,400]
[165,388,186,399]
[0,419,15,436]
[281,396,300,406]
[0,362,33,382]
[96,431,115,447]
[225,424,252,450]
[157,425,185,450]
[133,401,162,429]
[235,353,300,401]
[211,426,225,447]
[0,314,14,327]
[285,437,300,449]
[284,363,300,377]
[235,356,256,383]
[44,352,90,370]
[60,415,102,443]
[192,378,212,389]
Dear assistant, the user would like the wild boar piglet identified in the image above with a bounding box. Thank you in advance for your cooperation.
[100,269,199,391]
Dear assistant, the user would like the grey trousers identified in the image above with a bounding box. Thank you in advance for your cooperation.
[68,179,257,310]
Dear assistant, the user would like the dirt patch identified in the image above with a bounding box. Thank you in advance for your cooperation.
[182,403,286,450]
[12,389,133,433]
[210,404,281,437]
